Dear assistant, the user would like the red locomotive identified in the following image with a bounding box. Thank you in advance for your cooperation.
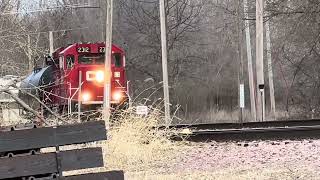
[19,42,129,117]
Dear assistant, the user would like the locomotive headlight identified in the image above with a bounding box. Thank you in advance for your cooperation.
[112,91,122,101]
[96,71,104,83]
[82,92,91,102]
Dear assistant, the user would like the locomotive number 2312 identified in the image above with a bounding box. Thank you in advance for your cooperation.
[77,47,90,53]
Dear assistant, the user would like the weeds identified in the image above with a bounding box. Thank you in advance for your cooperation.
[106,107,178,172]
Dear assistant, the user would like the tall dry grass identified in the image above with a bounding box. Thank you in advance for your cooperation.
[106,107,180,172]
[55,106,188,178]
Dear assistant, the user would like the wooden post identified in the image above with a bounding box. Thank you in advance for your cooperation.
[103,0,113,129]
[237,0,244,123]
[27,35,32,72]
[256,0,265,121]
[243,0,257,121]
[159,0,171,125]
[49,31,54,56]
[266,19,276,120]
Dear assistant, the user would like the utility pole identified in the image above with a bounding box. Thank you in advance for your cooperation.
[243,0,257,121]
[103,0,113,129]
[49,31,54,56]
[256,0,265,121]
[159,0,171,125]
[27,35,32,72]
[237,0,244,123]
[266,19,276,120]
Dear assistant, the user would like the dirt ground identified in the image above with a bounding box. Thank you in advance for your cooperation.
[125,140,320,180]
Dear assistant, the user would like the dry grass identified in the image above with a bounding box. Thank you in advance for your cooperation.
[61,107,184,177]
[106,108,179,172]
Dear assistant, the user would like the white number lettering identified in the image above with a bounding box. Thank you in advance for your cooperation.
[99,47,106,53]
[77,47,90,53]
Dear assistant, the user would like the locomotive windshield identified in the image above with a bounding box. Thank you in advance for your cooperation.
[78,53,122,67]
[79,54,104,64]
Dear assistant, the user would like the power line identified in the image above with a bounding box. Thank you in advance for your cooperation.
[0,27,89,39]
[0,5,100,16]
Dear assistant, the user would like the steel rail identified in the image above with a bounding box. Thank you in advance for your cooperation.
[174,125,320,142]
[163,119,320,130]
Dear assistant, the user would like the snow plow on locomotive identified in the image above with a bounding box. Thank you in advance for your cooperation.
[19,42,129,117]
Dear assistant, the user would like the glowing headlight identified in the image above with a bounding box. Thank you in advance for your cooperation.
[82,92,91,102]
[96,71,104,83]
[112,92,122,101]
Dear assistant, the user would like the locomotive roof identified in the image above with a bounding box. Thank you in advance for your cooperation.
[59,42,124,55]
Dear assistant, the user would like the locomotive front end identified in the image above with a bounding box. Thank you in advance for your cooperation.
[78,63,128,106]
[59,43,128,112]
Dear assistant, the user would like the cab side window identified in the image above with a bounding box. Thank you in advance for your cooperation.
[113,53,122,67]
[66,55,75,69]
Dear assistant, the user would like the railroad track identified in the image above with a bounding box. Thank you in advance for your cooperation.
[169,119,320,142]
[166,118,320,130]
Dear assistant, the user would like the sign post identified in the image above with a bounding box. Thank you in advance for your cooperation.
[240,84,245,109]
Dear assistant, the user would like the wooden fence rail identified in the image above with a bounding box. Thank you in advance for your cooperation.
[0,121,124,180]
[0,121,107,153]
